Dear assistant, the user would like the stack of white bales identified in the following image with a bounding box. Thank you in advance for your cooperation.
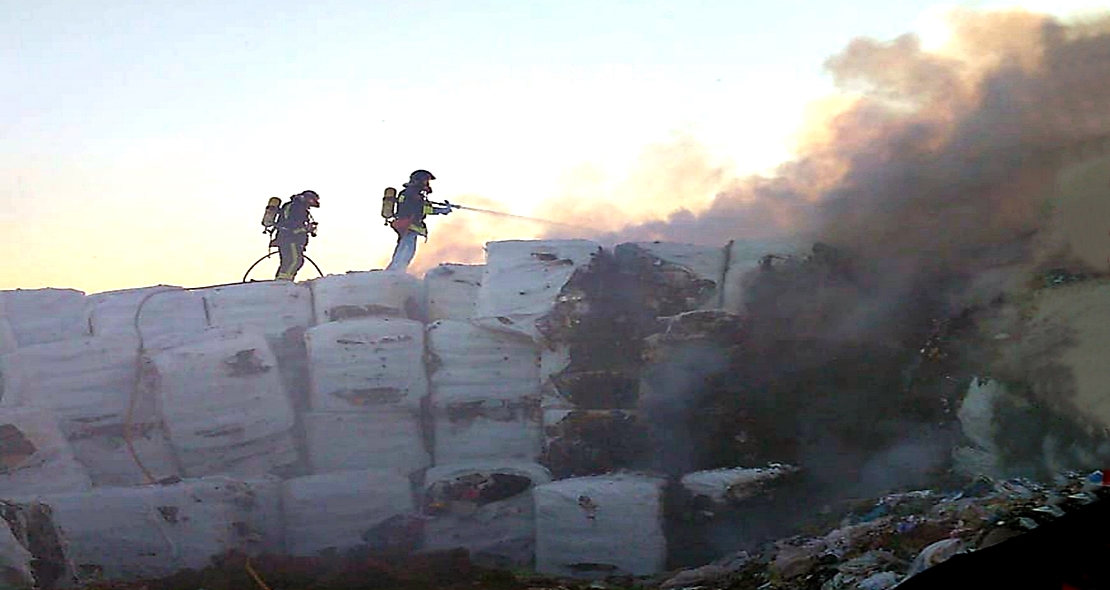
[471,240,601,406]
[289,273,430,558]
[421,254,552,566]
[301,270,430,475]
[541,243,728,479]
[0,237,804,578]
[471,241,673,575]
[471,241,601,456]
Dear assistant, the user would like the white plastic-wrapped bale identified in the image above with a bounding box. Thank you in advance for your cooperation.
[427,320,539,403]
[427,319,542,463]
[29,476,284,585]
[433,398,542,465]
[0,317,16,356]
[0,408,91,496]
[424,264,484,322]
[614,242,728,314]
[141,325,247,354]
[0,334,144,422]
[473,240,602,343]
[422,462,551,568]
[0,288,87,347]
[204,281,314,411]
[183,475,285,556]
[283,469,416,557]
[541,409,652,480]
[679,464,800,506]
[311,270,421,323]
[144,330,299,477]
[720,238,807,314]
[85,285,208,342]
[0,335,179,486]
[204,281,313,337]
[306,317,427,412]
[0,512,34,589]
[303,409,430,475]
[66,430,180,488]
[534,472,667,578]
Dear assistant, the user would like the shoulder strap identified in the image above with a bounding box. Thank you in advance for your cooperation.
[274,201,291,226]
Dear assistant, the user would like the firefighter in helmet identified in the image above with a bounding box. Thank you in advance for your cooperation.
[386,170,450,271]
[273,190,320,280]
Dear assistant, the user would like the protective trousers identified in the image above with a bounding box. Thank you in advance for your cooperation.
[276,240,306,280]
[386,230,419,271]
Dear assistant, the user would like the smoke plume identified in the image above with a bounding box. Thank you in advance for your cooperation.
[555,9,1110,342]
[620,9,1110,552]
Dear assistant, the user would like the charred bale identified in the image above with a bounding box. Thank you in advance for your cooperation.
[613,242,726,317]
[541,410,653,480]
[548,369,640,410]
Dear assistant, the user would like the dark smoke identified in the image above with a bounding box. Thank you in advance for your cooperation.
[603,10,1110,561]
[572,12,1110,310]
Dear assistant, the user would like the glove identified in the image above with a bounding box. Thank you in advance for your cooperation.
[432,206,452,215]
[308,222,318,236]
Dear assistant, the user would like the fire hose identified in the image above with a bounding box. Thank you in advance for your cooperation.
[241,249,324,283]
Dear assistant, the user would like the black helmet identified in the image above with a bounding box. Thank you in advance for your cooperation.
[296,190,320,207]
[409,170,435,182]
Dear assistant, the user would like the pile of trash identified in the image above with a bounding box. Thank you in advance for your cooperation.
[654,470,1110,590]
[1040,267,1093,289]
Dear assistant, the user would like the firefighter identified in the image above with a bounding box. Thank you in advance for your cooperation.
[386,170,450,271]
[273,190,320,281]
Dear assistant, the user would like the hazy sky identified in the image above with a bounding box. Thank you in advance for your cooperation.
[2,0,1104,293]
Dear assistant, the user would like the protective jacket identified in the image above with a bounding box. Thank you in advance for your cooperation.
[392,183,435,237]
[274,198,315,247]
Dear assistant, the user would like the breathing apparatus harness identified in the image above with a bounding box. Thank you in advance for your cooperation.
[246,192,324,281]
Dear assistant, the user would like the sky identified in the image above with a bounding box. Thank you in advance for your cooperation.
[2,0,1107,294]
